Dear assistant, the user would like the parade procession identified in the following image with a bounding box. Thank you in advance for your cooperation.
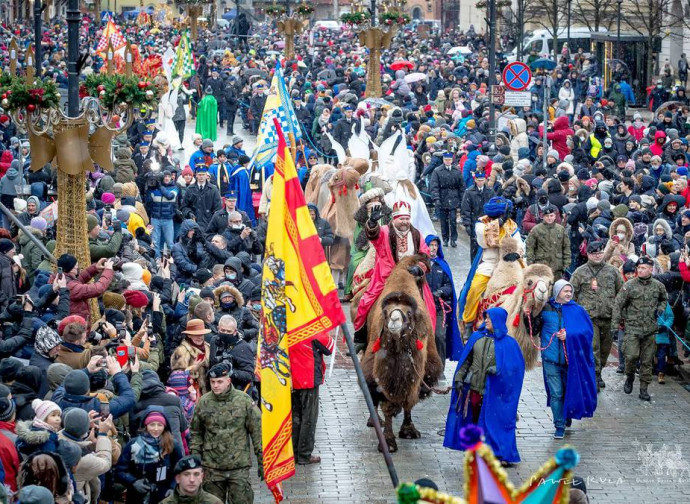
[1,0,690,502]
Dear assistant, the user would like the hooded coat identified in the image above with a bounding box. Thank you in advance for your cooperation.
[212,284,259,341]
[307,203,334,247]
[15,420,61,458]
[114,147,138,183]
[172,219,202,284]
[540,116,574,161]
[509,118,529,163]
[10,366,43,421]
[443,307,524,463]
[603,217,636,269]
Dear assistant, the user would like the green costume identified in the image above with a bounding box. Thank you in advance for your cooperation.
[160,487,223,504]
[196,94,218,142]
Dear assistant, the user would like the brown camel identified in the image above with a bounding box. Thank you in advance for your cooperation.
[359,254,443,453]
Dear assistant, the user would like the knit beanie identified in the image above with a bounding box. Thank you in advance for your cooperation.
[101,192,116,205]
[547,149,560,161]
[56,440,83,470]
[86,214,99,233]
[63,370,90,396]
[0,397,15,422]
[31,398,61,422]
[585,197,599,211]
[30,216,48,232]
[144,411,167,427]
[102,291,126,310]
[0,238,14,254]
[0,358,23,382]
[57,253,78,273]
[62,407,91,440]
[19,486,55,504]
[553,279,574,300]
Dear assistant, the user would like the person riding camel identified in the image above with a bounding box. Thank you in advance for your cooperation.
[458,196,524,336]
[353,200,436,352]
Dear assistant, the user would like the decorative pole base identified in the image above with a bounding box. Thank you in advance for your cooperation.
[360,26,396,98]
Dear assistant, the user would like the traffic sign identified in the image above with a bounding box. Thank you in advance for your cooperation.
[502,61,532,91]
[491,85,505,105]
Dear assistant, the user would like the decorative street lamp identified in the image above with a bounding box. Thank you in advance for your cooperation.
[264,1,315,61]
[341,0,410,98]
[1,0,158,320]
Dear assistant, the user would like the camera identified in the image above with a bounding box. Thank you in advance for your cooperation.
[115,322,127,340]
[146,172,162,188]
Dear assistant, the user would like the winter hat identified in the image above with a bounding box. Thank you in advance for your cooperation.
[199,286,215,300]
[57,314,86,336]
[0,383,9,398]
[122,262,144,285]
[0,238,14,254]
[141,269,151,286]
[194,268,213,285]
[123,289,149,308]
[201,139,214,149]
[47,363,72,391]
[101,192,116,205]
[18,486,55,504]
[103,291,127,310]
[597,200,611,212]
[585,197,599,211]
[612,204,629,218]
[63,370,90,396]
[57,253,78,273]
[0,397,15,422]
[167,370,191,394]
[0,358,23,383]
[34,326,62,357]
[86,214,99,232]
[553,279,574,299]
[56,439,83,470]
[30,216,48,232]
[31,398,61,422]
[547,149,560,161]
[557,170,570,182]
[517,147,530,160]
[144,411,167,427]
[62,407,91,440]
[14,198,27,212]
[115,209,130,223]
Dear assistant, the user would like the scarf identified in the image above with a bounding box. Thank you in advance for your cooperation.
[32,419,58,433]
[186,336,206,353]
[131,433,162,465]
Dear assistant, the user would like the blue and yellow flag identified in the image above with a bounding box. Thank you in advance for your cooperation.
[258,118,345,502]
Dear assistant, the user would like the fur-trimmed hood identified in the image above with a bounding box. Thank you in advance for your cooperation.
[509,118,526,136]
[213,284,244,306]
[609,217,634,242]
[16,420,53,445]
[651,218,673,241]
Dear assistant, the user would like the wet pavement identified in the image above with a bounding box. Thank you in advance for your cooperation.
[182,120,690,503]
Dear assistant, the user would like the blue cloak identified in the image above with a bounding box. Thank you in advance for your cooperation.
[543,300,598,420]
[230,165,256,224]
[425,235,463,360]
[444,307,525,463]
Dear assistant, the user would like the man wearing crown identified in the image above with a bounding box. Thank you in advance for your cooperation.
[353,200,437,350]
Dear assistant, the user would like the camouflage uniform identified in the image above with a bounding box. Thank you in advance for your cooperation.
[160,487,223,504]
[571,261,624,385]
[612,276,667,388]
[190,386,262,504]
[525,221,571,280]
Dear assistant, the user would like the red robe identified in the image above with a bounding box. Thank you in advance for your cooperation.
[354,224,437,331]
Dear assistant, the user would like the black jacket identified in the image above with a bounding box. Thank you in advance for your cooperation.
[461,186,495,234]
[209,333,256,389]
[333,117,359,147]
[132,371,188,449]
[180,182,223,232]
[307,204,334,247]
[223,227,263,256]
[204,207,251,238]
[430,164,465,209]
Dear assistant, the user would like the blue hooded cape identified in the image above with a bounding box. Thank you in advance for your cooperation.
[230,165,256,224]
[543,300,598,420]
[443,307,525,463]
[425,235,463,360]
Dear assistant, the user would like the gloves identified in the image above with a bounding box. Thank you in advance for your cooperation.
[367,205,382,227]
[433,289,443,297]
[133,480,151,494]
[257,464,264,481]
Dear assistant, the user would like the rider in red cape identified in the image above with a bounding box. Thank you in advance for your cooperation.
[354,201,436,348]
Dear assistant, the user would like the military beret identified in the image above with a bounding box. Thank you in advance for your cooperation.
[637,256,654,266]
[173,455,203,476]
[207,362,233,379]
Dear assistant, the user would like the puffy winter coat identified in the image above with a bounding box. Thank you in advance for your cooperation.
[114,147,138,183]
[509,118,529,163]
[146,182,179,221]
[61,264,114,322]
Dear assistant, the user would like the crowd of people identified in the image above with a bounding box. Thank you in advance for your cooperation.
[0,9,688,504]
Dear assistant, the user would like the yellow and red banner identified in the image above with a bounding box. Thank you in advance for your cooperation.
[258,118,345,502]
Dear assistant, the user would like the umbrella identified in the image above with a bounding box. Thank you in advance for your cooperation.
[266,50,280,56]
[405,72,428,84]
[390,60,414,71]
[448,46,472,55]
[245,68,268,78]
[530,58,557,71]
[275,40,285,49]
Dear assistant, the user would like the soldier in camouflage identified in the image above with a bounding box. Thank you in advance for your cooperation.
[525,204,570,280]
[190,363,262,504]
[571,240,624,391]
[160,455,222,504]
[612,256,667,401]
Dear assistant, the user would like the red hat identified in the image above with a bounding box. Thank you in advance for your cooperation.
[424,104,432,112]
[58,315,87,336]
[181,165,193,177]
[123,290,149,308]
[0,115,9,124]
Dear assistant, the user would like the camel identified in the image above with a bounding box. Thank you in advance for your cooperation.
[359,255,443,453]
[475,236,554,369]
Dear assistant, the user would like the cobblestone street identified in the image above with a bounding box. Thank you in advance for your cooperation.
[181,123,690,503]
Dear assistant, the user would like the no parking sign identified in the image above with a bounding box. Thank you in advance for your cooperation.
[502,62,532,91]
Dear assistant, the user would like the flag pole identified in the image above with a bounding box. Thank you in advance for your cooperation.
[339,322,399,488]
